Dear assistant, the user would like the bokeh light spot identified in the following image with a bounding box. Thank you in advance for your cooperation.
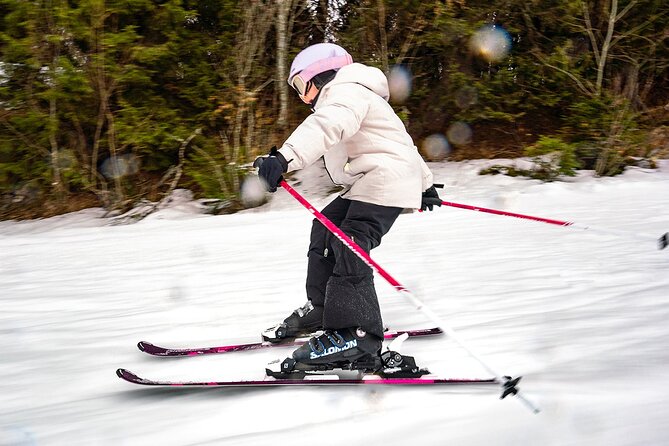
[422,134,451,161]
[454,86,478,109]
[388,65,412,104]
[470,26,512,62]
[447,122,473,145]
[101,154,140,179]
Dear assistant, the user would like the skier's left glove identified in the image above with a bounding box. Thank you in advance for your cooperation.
[421,185,442,211]
[254,146,288,193]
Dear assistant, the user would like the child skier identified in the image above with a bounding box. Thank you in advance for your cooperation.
[257,43,441,372]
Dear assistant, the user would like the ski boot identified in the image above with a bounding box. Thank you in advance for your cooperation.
[261,301,324,343]
[266,331,430,379]
[266,327,382,378]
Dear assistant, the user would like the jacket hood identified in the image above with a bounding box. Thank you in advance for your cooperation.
[325,63,390,101]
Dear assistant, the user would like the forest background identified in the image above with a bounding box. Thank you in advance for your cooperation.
[0,0,667,220]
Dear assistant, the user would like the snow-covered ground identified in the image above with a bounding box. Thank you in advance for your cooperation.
[1,160,668,445]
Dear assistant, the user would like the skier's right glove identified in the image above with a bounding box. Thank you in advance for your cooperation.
[421,185,442,211]
[254,146,288,193]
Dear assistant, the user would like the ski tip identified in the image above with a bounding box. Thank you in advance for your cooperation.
[659,232,668,250]
[136,341,172,356]
[116,368,137,381]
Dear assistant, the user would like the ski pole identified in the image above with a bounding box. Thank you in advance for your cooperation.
[280,180,541,414]
[436,196,667,251]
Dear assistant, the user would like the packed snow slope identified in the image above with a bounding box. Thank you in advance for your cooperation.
[1,160,668,446]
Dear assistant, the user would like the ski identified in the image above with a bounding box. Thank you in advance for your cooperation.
[137,327,443,357]
[116,368,497,387]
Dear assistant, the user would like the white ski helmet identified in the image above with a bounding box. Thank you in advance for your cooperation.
[287,43,353,97]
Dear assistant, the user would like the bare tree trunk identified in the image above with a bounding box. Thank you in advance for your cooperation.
[377,0,389,73]
[91,88,106,184]
[90,0,106,185]
[276,0,292,129]
[48,67,64,197]
[164,128,201,199]
[540,0,641,99]
[245,93,255,155]
[71,114,90,177]
[315,0,329,41]
[232,81,245,159]
[105,110,124,206]
[46,2,65,198]
[231,1,275,157]
[596,0,618,96]
[582,0,638,97]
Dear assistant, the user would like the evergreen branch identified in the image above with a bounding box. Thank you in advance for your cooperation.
[395,4,428,67]
[532,51,594,97]
[0,118,51,158]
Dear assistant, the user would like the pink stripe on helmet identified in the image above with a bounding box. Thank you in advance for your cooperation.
[297,54,353,84]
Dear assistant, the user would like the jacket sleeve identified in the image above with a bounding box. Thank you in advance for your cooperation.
[419,154,434,192]
[278,85,370,172]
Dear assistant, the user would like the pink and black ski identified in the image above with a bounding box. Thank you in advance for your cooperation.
[137,327,443,357]
[116,368,496,387]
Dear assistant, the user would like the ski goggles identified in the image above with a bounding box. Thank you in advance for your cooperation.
[289,74,310,97]
[289,73,320,105]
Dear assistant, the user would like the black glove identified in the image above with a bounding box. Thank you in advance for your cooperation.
[254,146,288,192]
[421,185,442,211]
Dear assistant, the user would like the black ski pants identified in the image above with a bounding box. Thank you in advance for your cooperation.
[306,197,403,339]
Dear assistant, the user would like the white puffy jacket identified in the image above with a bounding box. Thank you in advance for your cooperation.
[278,63,433,209]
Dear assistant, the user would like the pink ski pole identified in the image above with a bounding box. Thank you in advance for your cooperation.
[279,180,540,413]
[280,180,406,293]
[439,199,668,250]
